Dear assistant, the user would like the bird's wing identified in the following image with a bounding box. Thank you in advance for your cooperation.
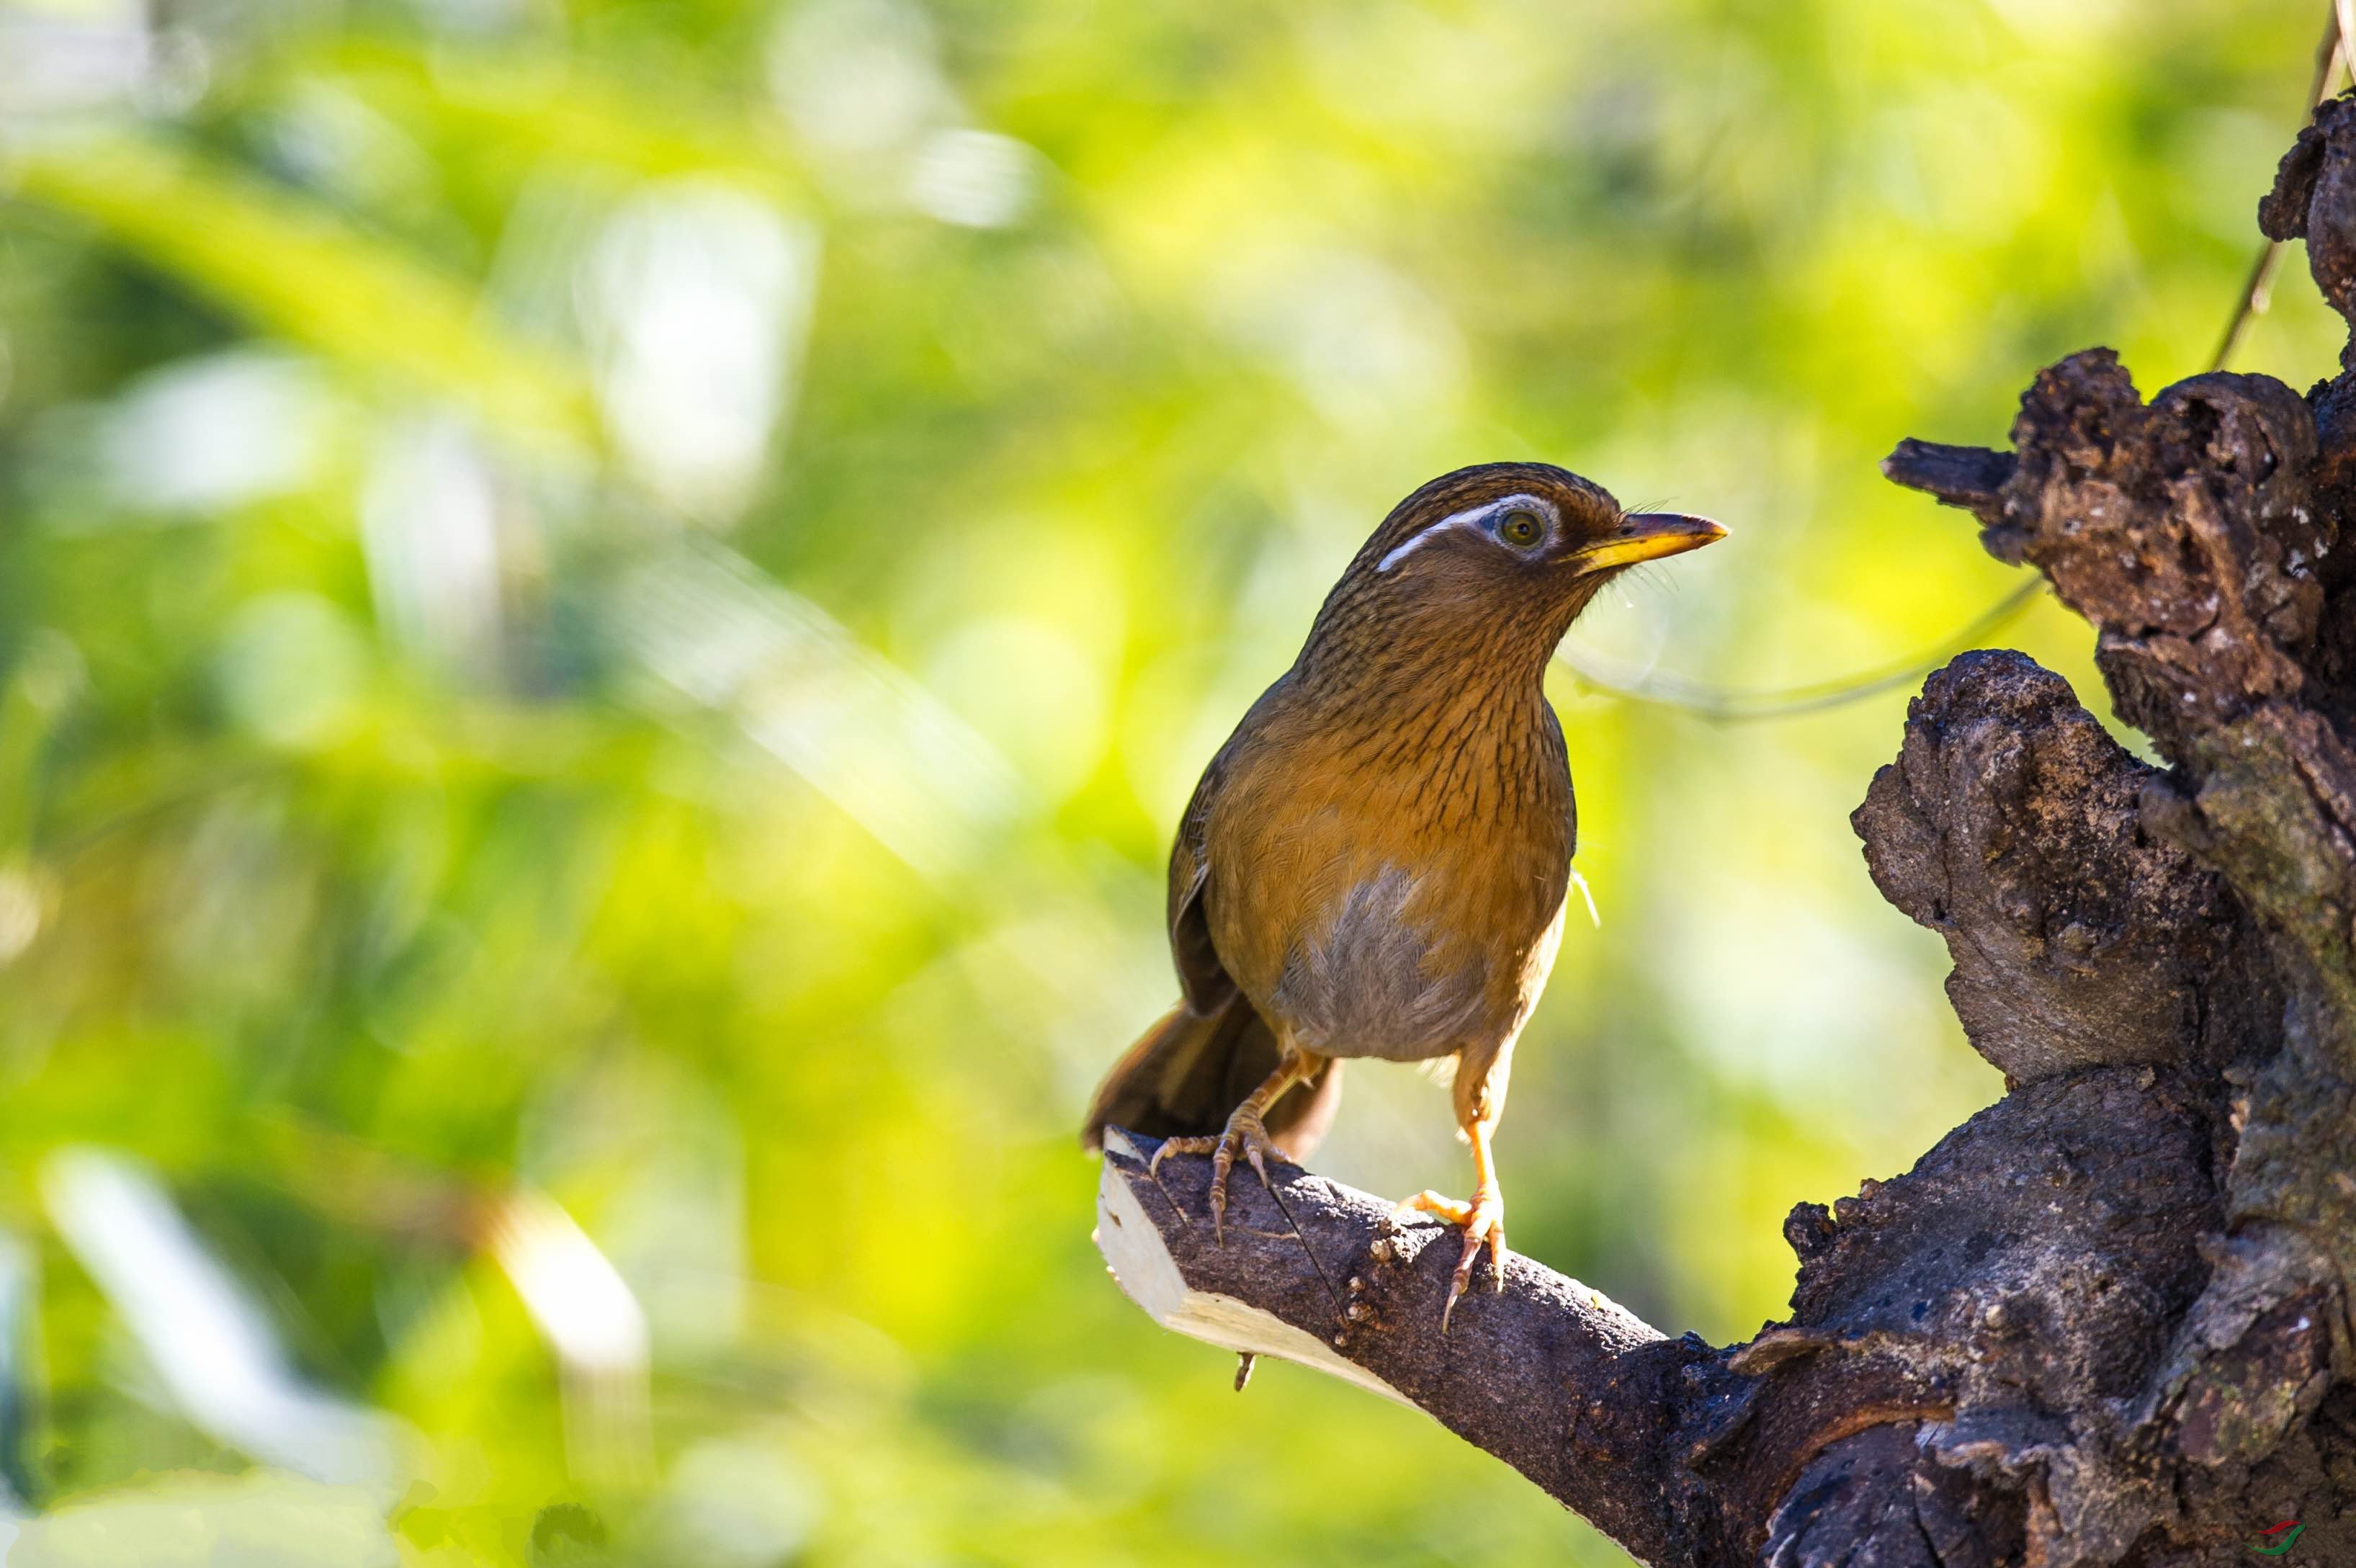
[1167,747,1239,1014]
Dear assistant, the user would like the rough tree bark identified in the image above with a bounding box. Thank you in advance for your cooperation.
[1090,97,2356,1567]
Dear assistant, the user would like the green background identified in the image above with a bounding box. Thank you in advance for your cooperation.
[0,0,2335,1562]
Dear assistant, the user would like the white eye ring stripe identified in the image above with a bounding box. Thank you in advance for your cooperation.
[1375,493,1556,573]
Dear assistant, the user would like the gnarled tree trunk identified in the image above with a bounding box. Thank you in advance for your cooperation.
[1092,95,2356,1567]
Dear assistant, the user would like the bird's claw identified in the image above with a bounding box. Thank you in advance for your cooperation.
[1148,1111,1284,1244]
[1393,1186,1506,1331]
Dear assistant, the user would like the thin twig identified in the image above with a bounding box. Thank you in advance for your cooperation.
[2214,242,2291,374]
[1558,578,2046,723]
[2213,1,2350,372]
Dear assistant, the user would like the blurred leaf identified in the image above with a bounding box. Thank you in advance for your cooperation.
[7,133,599,452]
[310,41,812,210]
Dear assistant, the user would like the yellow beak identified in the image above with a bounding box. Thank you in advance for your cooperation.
[1567,511,1727,575]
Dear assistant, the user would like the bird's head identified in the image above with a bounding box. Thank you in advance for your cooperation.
[1358,462,1724,596]
[1302,462,1726,677]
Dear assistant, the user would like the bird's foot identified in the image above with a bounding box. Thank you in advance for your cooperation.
[1146,1108,1286,1243]
[1392,1186,1505,1331]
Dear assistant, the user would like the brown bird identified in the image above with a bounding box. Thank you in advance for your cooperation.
[1084,462,1724,1325]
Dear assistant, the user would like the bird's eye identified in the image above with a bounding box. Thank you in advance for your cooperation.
[1499,509,1544,547]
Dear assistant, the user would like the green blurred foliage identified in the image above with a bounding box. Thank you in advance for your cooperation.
[0,0,2339,1562]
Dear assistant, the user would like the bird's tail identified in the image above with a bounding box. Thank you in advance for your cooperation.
[1081,993,1343,1160]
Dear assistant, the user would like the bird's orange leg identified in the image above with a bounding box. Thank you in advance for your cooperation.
[1147,1047,1321,1243]
[1394,1111,1505,1332]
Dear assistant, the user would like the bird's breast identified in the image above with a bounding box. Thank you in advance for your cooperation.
[1266,864,1497,1061]
[1204,677,1575,1060]
[1218,801,1572,1062]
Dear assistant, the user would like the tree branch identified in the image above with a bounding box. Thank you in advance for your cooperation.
[1850,649,2267,1087]
[1093,1128,1701,1565]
